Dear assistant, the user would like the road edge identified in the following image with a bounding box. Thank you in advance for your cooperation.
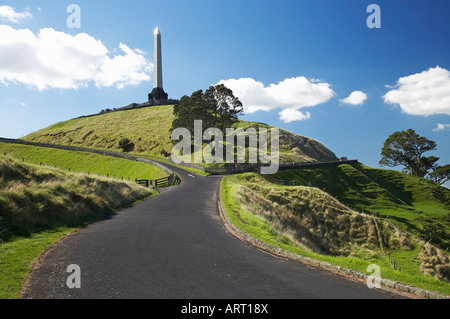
[216,177,449,300]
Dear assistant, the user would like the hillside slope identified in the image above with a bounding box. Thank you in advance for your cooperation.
[222,173,450,294]
[272,163,450,250]
[22,105,338,164]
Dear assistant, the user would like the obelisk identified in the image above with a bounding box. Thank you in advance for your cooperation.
[153,27,163,89]
[149,27,168,102]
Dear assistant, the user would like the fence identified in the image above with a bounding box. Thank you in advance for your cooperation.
[165,157,358,175]
[253,167,297,186]
[136,173,180,188]
[370,212,403,272]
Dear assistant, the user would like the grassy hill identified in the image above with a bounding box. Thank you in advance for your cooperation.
[22,105,338,164]
[221,173,450,295]
[272,163,450,250]
[0,155,155,298]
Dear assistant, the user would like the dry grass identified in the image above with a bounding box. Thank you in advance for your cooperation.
[0,156,154,241]
[234,173,380,256]
[419,242,450,282]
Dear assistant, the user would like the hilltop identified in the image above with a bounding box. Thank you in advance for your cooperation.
[22,105,338,164]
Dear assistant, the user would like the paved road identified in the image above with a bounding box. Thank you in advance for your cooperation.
[22,162,404,299]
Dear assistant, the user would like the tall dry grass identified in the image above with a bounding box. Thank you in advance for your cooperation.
[235,174,380,256]
[0,156,153,241]
[419,242,450,282]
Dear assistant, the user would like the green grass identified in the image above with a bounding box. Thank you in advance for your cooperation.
[24,105,176,157]
[0,156,157,298]
[221,173,450,296]
[22,105,338,164]
[0,142,168,182]
[0,227,76,299]
[273,162,450,250]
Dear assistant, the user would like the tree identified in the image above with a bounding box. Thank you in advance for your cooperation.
[171,90,213,137]
[204,84,244,132]
[428,164,450,185]
[379,129,439,178]
[171,85,244,137]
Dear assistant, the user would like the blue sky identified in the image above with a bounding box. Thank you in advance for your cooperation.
[0,0,449,182]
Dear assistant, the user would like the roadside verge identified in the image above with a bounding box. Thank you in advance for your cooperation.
[216,178,449,300]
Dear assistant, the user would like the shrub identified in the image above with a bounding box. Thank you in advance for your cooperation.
[118,137,131,152]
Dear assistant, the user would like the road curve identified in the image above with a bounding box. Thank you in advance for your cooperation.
[21,161,404,299]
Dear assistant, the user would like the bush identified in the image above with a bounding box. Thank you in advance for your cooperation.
[118,137,131,152]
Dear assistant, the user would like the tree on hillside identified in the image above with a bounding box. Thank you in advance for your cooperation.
[379,129,439,178]
[204,84,244,132]
[171,90,214,136]
[171,84,244,137]
[428,164,450,185]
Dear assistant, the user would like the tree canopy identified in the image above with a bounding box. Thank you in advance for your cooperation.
[171,84,244,137]
[379,129,439,178]
[428,164,450,185]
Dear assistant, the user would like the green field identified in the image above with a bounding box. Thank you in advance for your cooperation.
[0,155,156,298]
[0,142,168,182]
[221,173,450,296]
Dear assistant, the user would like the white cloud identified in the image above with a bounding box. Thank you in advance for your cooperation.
[0,6,32,23]
[383,66,450,116]
[0,25,152,90]
[218,77,335,123]
[279,109,311,123]
[433,123,450,132]
[339,91,367,105]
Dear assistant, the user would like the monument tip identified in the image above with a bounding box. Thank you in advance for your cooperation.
[154,27,160,35]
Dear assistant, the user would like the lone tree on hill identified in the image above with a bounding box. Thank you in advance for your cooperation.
[379,129,439,178]
[171,84,244,137]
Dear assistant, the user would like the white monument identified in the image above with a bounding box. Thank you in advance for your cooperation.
[149,26,168,102]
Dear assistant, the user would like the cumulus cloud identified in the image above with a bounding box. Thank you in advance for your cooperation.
[279,109,311,123]
[433,123,450,132]
[0,25,152,90]
[0,5,32,23]
[339,91,367,105]
[383,66,450,116]
[218,77,335,123]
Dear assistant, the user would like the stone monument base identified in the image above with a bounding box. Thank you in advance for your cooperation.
[148,87,168,102]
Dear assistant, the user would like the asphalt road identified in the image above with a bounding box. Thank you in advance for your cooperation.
[21,162,404,299]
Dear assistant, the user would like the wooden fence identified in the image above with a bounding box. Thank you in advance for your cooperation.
[136,173,180,188]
